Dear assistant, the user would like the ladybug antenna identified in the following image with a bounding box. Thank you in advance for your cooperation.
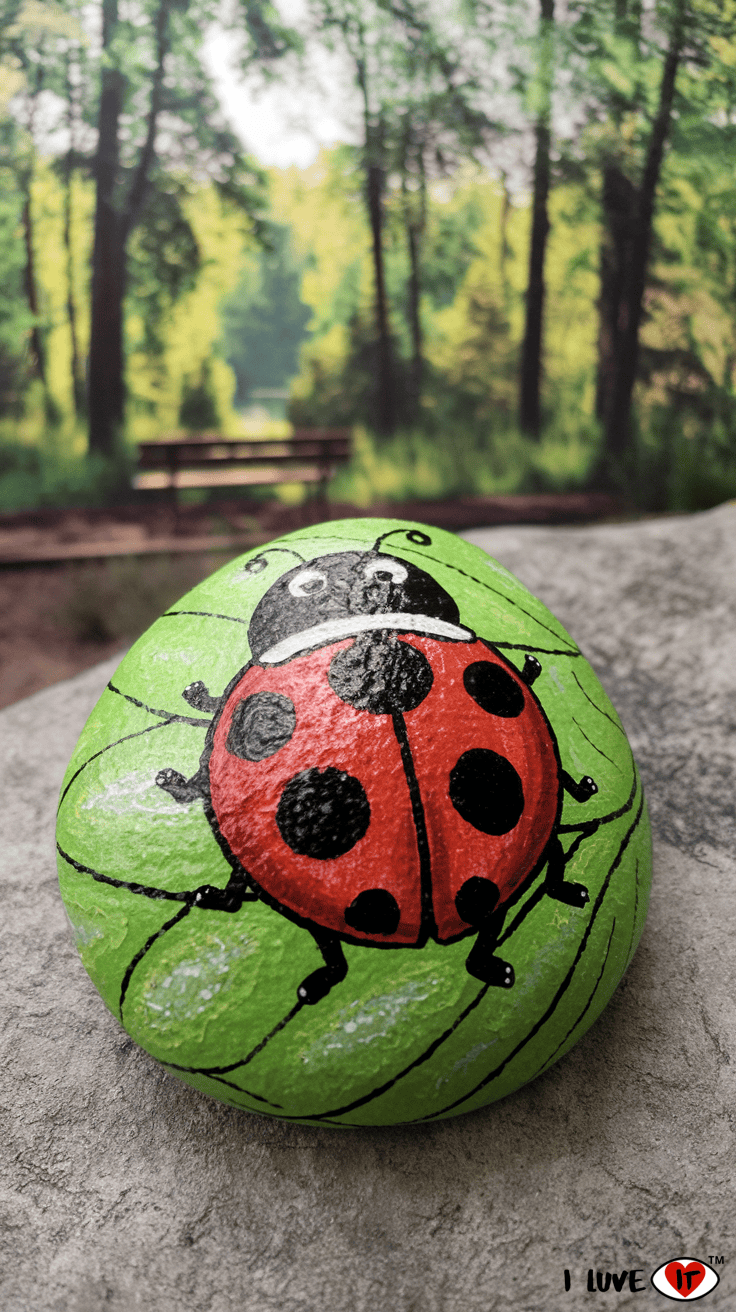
[372,527,432,552]
[241,546,306,578]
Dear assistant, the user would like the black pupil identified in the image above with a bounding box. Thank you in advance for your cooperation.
[371,570,393,582]
[304,578,325,593]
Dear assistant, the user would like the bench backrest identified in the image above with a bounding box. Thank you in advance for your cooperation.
[138,429,351,471]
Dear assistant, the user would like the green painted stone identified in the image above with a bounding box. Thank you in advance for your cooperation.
[57,518,651,1126]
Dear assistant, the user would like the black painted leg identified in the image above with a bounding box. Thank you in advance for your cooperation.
[521,654,542,687]
[457,877,515,988]
[298,931,348,1005]
[561,770,598,803]
[545,834,589,907]
[182,681,220,714]
[156,766,207,804]
[465,924,515,988]
[190,870,255,913]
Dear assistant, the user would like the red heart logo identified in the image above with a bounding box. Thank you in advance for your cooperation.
[665,1262,706,1297]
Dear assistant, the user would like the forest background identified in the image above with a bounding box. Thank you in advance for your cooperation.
[1,0,736,517]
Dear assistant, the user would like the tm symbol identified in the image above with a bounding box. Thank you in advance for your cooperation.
[708,1257,725,1265]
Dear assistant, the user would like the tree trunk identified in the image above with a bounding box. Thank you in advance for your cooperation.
[355,46,395,438]
[22,188,45,385]
[365,143,396,437]
[20,65,45,385]
[63,162,86,417]
[406,216,422,418]
[519,0,554,440]
[602,1,684,467]
[88,0,170,457]
[88,0,125,456]
[64,54,85,419]
[499,170,512,307]
[403,148,426,422]
[595,162,637,424]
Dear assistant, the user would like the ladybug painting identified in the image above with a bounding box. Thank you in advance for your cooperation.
[155,526,599,1007]
[57,518,650,1124]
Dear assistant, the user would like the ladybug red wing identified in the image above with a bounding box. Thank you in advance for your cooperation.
[208,643,424,944]
[399,636,560,941]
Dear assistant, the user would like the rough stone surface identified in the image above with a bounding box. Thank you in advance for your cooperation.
[2,502,735,1312]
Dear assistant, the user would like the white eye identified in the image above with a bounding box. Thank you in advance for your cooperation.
[364,559,408,584]
[288,569,328,598]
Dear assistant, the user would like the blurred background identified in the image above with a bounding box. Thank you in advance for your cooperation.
[0,0,734,703]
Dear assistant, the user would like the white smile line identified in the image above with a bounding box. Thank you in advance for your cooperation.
[259,613,475,664]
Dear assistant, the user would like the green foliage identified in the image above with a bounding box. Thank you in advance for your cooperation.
[0,184,30,415]
[631,408,736,515]
[127,185,202,358]
[287,159,598,441]
[220,223,311,403]
[290,311,421,429]
[178,360,221,431]
[328,414,600,507]
[0,434,133,512]
[420,194,485,308]
[0,0,735,514]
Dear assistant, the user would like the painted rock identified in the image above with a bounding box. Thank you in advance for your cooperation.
[56,518,651,1126]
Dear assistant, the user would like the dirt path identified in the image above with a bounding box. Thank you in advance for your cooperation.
[0,553,230,709]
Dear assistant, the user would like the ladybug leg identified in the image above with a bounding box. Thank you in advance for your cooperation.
[544,834,589,907]
[561,770,598,803]
[191,869,256,913]
[155,765,208,804]
[465,922,515,989]
[297,930,348,1006]
[457,878,514,989]
[181,681,220,714]
[521,654,542,686]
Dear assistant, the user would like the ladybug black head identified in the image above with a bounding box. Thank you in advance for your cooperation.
[247,549,471,663]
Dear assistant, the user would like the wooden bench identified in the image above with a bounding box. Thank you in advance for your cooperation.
[134,429,352,504]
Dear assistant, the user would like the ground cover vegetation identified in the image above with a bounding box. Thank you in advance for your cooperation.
[0,0,735,514]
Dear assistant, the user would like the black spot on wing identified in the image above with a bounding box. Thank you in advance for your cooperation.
[329,634,433,714]
[449,749,524,835]
[455,877,500,926]
[276,766,370,859]
[464,662,525,717]
[227,692,296,761]
[344,889,401,935]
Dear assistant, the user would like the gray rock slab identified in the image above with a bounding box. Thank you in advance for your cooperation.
[2,503,735,1312]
